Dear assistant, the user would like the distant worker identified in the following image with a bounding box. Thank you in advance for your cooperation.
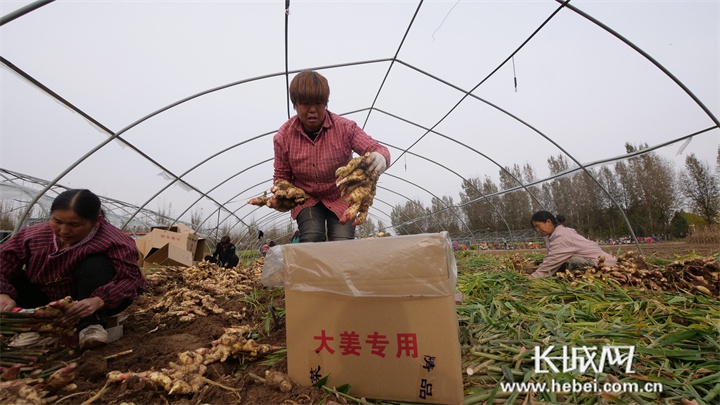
[260,242,270,257]
[0,189,146,350]
[204,236,239,268]
[528,211,617,278]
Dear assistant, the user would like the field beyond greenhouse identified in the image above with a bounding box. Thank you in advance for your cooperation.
[1,240,718,405]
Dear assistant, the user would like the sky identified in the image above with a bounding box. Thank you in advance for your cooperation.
[1,0,718,236]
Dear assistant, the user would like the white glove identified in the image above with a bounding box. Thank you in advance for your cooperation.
[366,151,387,177]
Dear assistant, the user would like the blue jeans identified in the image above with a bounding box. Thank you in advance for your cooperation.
[296,203,355,242]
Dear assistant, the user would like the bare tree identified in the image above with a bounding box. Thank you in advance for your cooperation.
[679,153,719,224]
[190,207,203,229]
[1,201,17,230]
[390,199,430,235]
[154,200,173,226]
[356,216,375,238]
[616,143,678,236]
[460,176,502,231]
[596,166,625,237]
[427,196,461,234]
[546,155,574,219]
[522,162,543,213]
[499,164,531,230]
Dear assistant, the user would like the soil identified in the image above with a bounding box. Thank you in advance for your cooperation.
[68,260,333,405]
[2,241,718,405]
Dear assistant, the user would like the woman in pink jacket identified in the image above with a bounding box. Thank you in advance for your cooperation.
[528,211,617,278]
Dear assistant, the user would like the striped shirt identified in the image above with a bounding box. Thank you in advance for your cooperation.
[273,111,391,220]
[529,225,618,278]
[0,220,146,309]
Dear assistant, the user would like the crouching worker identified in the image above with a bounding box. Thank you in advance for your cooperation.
[0,189,146,350]
[528,211,617,279]
[204,235,240,268]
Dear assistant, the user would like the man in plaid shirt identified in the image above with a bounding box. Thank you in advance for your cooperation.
[0,189,146,350]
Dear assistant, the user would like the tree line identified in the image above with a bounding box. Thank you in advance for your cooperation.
[383,143,720,241]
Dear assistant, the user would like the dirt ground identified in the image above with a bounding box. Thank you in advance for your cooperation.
[3,241,718,405]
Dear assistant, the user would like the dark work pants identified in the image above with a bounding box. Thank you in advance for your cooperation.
[296,202,355,243]
[11,255,132,330]
[204,254,239,268]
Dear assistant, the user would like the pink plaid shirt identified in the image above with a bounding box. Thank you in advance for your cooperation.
[530,225,618,278]
[273,111,391,220]
[0,220,146,309]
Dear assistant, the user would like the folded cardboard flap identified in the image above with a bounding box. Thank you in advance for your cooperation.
[262,232,457,297]
[135,226,202,268]
[143,244,193,268]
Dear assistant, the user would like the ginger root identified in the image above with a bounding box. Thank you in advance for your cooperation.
[335,152,380,226]
[45,363,77,391]
[247,180,308,212]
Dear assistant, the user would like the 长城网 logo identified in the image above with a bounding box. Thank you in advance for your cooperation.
[534,345,636,374]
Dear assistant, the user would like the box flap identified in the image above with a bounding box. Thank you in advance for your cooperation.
[173,224,195,234]
[262,232,456,297]
[193,238,206,262]
[144,243,193,267]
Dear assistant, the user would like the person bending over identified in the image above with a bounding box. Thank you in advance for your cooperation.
[204,235,240,268]
[0,189,147,350]
[528,211,617,278]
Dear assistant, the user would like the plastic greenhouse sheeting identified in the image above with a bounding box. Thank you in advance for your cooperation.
[1,0,718,242]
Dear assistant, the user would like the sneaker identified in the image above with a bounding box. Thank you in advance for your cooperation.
[79,324,108,350]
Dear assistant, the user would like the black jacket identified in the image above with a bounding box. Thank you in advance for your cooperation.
[212,243,238,266]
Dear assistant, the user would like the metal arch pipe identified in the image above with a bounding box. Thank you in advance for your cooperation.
[122,131,275,230]
[377,175,474,236]
[197,177,280,234]
[387,0,570,167]
[0,0,54,26]
[1,57,234,233]
[377,141,514,240]
[558,1,720,131]
[385,9,643,252]
[360,0,425,130]
[4,52,392,232]
[374,108,546,209]
[167,158,275,232]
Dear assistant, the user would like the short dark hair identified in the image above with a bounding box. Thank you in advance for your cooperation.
[530,210,565,227]
[51,189,102,222]
[289,70,330,107]
[220,236,231,244]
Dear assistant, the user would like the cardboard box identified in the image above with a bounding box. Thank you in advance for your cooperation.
[146,227,199,253]
[262,232,463,405]
[136,226,199,268]
[193,237,207,263]
[143,243,194,268]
